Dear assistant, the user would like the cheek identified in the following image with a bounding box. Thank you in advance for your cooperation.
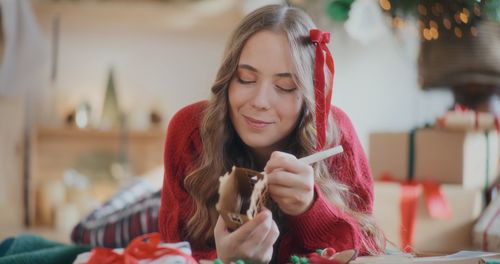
[228,82,239,111]
[279,97,302,121]
[228,81,252,111]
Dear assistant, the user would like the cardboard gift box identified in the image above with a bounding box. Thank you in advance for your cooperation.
[351,251,500,264]
[437,110,498,131]
[414,129,498,189]
[373,182,483,254]
[369,132,410,182]
[369,129,499,189]
[473,195,500,252]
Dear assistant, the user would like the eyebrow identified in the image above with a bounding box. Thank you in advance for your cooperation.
[238,64,294,78]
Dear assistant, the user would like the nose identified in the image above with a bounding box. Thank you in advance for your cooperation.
[250,82,272,111]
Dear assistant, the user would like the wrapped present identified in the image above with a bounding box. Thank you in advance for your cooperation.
[369,132,410,182]
[73,233,196,264]
[369,128,499,189]
[436,105,500,131]
[473,195,500,252]
[414,128,498,189]
[373,181,483,254]
[351,251,500,263]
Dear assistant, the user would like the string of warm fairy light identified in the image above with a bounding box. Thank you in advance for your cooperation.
[379,0,484,41]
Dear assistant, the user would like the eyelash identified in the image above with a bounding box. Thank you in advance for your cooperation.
[236,77,296,93]
[276,86,297,93]
[236,77,255,85]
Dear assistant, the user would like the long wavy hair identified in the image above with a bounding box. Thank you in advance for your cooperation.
[183,4,385,254]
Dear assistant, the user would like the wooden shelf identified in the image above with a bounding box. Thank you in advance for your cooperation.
[36,126,165,140]
[29,126,166,226]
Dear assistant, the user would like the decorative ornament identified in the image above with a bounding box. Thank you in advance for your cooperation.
[326,0,355,21]
[379,0,500,41]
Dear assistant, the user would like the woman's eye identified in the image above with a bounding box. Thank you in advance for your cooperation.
[276,85,297,93]
[236,77,255,84]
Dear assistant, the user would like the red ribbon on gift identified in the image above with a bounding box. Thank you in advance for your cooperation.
[439,104,500,130]
[87,233,197,264]
[455,104,481,129]
[379,173,453,252]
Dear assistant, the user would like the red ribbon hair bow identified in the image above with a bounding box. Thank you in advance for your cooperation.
[310,29,335,151]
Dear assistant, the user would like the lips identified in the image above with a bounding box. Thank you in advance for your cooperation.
[243,115,274,129]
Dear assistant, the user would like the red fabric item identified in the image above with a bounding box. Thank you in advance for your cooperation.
[158,101,376,263]
[87,233,197,264]
[310,29,335,151]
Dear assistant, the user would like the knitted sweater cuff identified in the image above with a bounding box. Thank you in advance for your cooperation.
[287,183,342,245]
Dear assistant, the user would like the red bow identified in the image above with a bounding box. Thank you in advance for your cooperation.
[454,104,481,129]
[449,104,500,130]
[86,233,197,264]
[310,29,335,151]
[379,173,452,252]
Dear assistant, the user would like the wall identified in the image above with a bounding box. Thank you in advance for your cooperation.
[0,96,25,230]
[33,0,240,129]
[32,0,454,152]
[329,23,454,149]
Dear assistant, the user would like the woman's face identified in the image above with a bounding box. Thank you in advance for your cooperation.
[228,30,303,156]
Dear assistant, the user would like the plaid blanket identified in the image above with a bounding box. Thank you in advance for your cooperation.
[71,179,161,248]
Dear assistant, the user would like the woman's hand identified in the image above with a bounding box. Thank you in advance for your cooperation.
[214,209,279,264]
[265,151,315,216]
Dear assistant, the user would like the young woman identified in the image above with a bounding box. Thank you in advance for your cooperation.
[159,4,384,263]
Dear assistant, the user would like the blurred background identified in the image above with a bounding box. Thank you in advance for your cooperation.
[0,0,499,256]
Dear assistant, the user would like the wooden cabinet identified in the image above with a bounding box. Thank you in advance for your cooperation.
[29,126,165,226]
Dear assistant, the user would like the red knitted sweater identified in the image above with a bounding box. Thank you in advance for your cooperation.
[158,101,375,263]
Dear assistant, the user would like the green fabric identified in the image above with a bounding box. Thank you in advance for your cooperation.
[0,234,91,264]
[484,259,500,264]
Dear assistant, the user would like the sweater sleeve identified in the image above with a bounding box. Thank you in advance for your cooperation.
[277,107,374,263]
[158,102,217,261]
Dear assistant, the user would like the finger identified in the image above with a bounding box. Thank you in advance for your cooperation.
[268,192,299,211]
[265,151,312,175]
[266,170,312,190]
[268,184,300,200]
[239,212,275,257]
[260,220,280,261]
[243,219,279,263]
[229,209,272,244]
[214,215,229,240]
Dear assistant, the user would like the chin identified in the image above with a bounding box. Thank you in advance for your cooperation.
[240,137,274,150]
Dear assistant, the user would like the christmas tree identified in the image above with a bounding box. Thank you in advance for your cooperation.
[100,68,122,129]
